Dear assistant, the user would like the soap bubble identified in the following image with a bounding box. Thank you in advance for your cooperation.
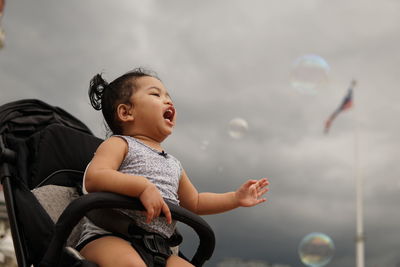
[290,54,330,94]
[298,232,335,267]
[228,118,248,139]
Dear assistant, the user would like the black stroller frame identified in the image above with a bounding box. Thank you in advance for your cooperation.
[0,99,215,267]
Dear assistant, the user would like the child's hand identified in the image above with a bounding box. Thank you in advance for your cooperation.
[235,178,269,207]
[139,183,172,224]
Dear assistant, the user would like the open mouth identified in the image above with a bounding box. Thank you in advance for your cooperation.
[163,106,175,123]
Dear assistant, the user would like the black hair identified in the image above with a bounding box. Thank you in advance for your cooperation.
[88,67,158,135]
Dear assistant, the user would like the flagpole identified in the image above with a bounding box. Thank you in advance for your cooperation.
[351,80,365,267]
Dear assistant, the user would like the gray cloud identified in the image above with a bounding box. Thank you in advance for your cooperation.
[2,0,400,266]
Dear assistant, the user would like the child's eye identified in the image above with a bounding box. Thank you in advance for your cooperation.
[151,93,160,97]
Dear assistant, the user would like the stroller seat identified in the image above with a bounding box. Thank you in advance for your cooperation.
[0,99,215,267]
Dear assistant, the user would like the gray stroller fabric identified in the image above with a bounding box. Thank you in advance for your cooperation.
[31,185,83,247]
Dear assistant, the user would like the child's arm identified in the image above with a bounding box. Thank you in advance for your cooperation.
[178,170,269,215]
[85,136,172,224]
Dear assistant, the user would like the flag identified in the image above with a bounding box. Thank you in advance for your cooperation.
[0,0,4,15]
[324,80,356,134]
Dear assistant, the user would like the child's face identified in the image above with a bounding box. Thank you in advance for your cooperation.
[128,76,176,140]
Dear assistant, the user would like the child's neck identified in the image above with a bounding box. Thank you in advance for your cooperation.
[132,134,163,152]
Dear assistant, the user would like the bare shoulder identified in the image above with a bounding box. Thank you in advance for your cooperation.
[105,135,128,146]
[99,136,127,149]
[93,136,129,163]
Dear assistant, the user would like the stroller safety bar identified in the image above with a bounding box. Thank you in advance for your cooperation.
[39,192,215,267]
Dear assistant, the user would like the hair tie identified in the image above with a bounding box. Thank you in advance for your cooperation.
[88,73,109,110]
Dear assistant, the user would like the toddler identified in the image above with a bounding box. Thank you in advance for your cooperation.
[77,68,269,267]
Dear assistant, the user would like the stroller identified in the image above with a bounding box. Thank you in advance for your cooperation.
[0,99,215,267]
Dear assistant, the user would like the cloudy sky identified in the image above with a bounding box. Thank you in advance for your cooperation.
[1,0,400,266]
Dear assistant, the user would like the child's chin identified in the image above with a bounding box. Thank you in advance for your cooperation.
[161,128,173,137]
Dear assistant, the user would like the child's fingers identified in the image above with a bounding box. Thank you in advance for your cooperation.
[247,179,258,185]
[244,179,258,189]
[146,207,154,223]
[162,202,172,224]
[252,178,266,187]
[239,180,257,193]
[257,188,269,198]
[257,179,269,190]
[258,178,269,186]
[154,205,161,219]
[256,198,267,204]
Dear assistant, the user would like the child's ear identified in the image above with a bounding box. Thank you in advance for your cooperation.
[117,103,134,122]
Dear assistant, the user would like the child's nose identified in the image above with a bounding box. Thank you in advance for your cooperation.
[165,98,173,105]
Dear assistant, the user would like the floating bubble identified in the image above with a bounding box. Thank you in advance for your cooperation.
[298,232,335,267]
[228,118,248,139]
[290,54,330,94]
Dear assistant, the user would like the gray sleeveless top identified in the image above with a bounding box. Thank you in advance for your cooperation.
[78,136,182,246]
